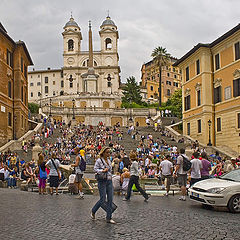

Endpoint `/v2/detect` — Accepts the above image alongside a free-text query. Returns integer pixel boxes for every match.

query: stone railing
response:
[42,105,157,117]
[165,121,237,159]
[0,122,42,152]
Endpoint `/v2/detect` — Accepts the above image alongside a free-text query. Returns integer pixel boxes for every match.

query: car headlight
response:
[207,187,226,194]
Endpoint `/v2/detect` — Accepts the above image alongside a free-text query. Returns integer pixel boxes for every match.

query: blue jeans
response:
[7,178,16,187]
[92,180,113,220]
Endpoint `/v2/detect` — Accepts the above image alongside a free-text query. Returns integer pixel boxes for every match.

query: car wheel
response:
[228,194,240,213]
[202,204,213,210]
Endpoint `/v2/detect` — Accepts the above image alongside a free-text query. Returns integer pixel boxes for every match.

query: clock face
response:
[67,57,75,65]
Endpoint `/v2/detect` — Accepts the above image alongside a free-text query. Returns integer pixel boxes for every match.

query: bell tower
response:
[62,14,82,67]
[99,14,119,54]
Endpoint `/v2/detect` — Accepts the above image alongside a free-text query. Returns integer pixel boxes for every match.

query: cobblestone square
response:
[0,188,239,240]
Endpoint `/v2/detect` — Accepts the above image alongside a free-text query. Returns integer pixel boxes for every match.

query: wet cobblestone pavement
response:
[0,188,239,240]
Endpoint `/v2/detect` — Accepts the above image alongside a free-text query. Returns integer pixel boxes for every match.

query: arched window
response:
[82,59,98,67]
[105,38,112,50]
[68,39,74,51]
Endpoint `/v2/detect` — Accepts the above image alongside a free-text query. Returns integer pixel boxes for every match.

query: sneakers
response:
[179,196,186,201]
[76,195,84,199]
[144,194,151,202]
[90,212,95,220]
[122,198,130,201]
[106,219,116,224]
[164,192,169,197]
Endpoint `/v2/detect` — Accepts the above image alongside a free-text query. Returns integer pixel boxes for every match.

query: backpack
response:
[182,155,192,171]
[79,156,86,171]
[39,167,47,179]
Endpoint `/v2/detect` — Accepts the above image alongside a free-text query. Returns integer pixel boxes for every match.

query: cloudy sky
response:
[1,0,239,82]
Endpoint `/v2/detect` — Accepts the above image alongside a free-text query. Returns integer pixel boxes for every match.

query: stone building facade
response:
[173,24,240,154]
[28,15,121,107]
[0,23,33,145]
[141,58,182,103]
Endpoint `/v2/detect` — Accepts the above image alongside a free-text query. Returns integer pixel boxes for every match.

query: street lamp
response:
[207,119,212,146]
[49,98,52,117]
[72,98,75,120]
[39,92,42,108]
[129,108,133,122]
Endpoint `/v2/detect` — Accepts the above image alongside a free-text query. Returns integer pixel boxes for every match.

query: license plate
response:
[191,192,199,198]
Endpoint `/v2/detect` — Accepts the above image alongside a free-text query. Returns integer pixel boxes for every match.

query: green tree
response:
[122,76,143,106]
[151,47,171,108]
[28,102,39,114]
[168,89,182,119]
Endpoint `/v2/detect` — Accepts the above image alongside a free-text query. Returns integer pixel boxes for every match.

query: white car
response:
[189,169,240,213]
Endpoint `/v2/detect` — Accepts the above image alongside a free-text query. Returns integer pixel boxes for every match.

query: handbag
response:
[39,167,47,180]
[95,158,108,181]
[101,201,118,213]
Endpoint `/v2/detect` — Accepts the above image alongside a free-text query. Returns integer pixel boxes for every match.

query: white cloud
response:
[1,0,239,82]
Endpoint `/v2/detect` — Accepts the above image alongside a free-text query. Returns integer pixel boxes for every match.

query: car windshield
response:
[220,169,240,182]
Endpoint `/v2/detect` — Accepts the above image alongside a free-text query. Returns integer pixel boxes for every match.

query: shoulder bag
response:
[95,158,108,181]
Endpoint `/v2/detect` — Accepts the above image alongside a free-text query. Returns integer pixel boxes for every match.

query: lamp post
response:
[207,119,212,146]
[49,98,52,117]
[72,98,75,120]
[39,92,42,108]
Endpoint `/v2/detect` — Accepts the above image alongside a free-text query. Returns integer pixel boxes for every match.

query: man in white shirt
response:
[190,151,203,186]
[0,165,10,181]
[174,148,189,201]
[160,155,173,196]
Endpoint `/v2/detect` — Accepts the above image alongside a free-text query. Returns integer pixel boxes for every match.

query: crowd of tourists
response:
[1,119,240,223]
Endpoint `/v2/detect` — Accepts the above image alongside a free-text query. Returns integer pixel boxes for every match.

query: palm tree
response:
[151,47,171,109]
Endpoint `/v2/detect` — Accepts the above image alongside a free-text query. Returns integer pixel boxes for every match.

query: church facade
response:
[28,15,121,108]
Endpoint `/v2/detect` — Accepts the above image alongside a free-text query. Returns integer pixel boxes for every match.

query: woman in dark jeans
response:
[91,147,115,224]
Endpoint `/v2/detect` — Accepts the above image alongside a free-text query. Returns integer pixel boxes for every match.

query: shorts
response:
[178,174,187,187]
[75,173,83,183]
[162,175,172,187]
[49,176,59,188]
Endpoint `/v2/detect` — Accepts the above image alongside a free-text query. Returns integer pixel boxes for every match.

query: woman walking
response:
[123,151,150,202]
[91,147,115,224]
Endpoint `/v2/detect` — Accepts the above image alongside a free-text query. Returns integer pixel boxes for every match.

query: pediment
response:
[233,69,240,79]
[213,78,222,88]
[185,88,191,95]
[195,82,201,91]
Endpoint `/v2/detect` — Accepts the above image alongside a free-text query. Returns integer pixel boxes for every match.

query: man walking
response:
[160,155,173,196]
[174,148,188,201]
[190,152,202,186]
[71,148,86,199]
[123,152,150,202]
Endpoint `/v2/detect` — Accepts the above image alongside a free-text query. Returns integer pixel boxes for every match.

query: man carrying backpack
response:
[174,148,190,201]
[71,148,86,199]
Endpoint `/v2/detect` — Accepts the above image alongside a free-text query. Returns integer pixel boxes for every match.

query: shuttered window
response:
[184,95,191,111]
[186,67,189,81]
[197,120,201,133]
[196,59,200,75]
[233,78,240,97]
[215,54,220,70]
[187,123,190,135]
[197,90,201,106]
[235,42,240,60]
[217,118,221,132]
[214,86,221,104]
[238,113,240,129]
